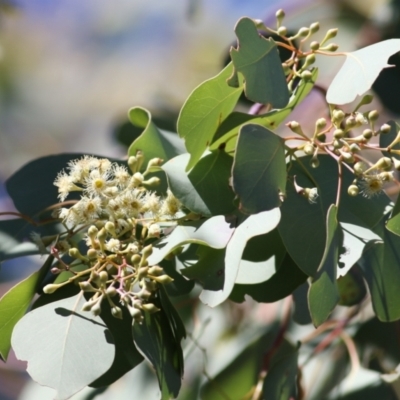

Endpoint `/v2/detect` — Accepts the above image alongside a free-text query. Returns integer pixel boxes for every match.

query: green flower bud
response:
[305,54,316,67]
[348,185,359,196]
[334,129,344,139]
[332,109,345,125]
[380,124,391,134]
[88,225,98,237]
[362,129,373,139]
[142,177,161,186]
[298,27,310,37]
[148,266,164,276]
[275,9,285,20]
[310,41,320,51]
[376,157,392,171]
[315,117,327,130]
[127,156,138,173]
[79,281,98,292]
[105,221,116,237]
[277,26,287,36]
[310,22,320,33]
[142,303,160,313]
[99,270,108,284]
[90,271,101,285]
[87,248,98,259]
[392,158,400,171]
[111,306,123,319]
[339,150,355,163]
[368,110,379,122]
[303,143,315,155]
[91,301,102,316]
[301,70,313,80]
[345,116,356,129]
[43,284,60,294]
[349,143,361,152]
[142,244,153,259]
[153,274,174,285]
[138,266,149,279]
[324,43,339,51]
[106,286,117,297]
[131,254,141,265]
[354,161,367,175]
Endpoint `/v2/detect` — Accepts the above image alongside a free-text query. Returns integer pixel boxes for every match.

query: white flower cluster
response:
[54,155,181,231]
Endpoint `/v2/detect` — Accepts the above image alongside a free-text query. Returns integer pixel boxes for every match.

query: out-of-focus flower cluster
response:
[41,153,181,324]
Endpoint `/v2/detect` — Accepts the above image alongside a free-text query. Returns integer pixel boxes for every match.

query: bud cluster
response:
[40,154,181,324]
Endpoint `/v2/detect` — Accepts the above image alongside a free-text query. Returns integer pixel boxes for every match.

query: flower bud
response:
[142,177,161,186]
[380,124,391,134]
[332,109,345,125]
[132,172,144,186]
[376,157,392,171]
[362,129,373,140]
[91,301,102,316]
[87,249,98,259]
[106,286,117,297]
[138,266,149,279]
[131,254,141,265]
[349,143,361,153]
[310,22,320,33]
[111,306,123,319]
[304,54,316,67]
[105,221,116,237]
[142,303,160,313]
[79,281,98,292]
[355,112,367,125]
[153,274,174,284]
[298,27,310,37]
[345,116,356,129]
[354,162,367,175]
[368,110,379,122]
[43,284,60,294]
[334,129,344,139]
[301,70,313,80]
[324,43,339,52]
[303,143,315,155]
[392,158,400,171]
[99,271,108,284]
[310,41,320,51]
[275,9,285,21]
[148,266,164,276]
[127,156,138,173]
[142,244,153,259]
[277,26,287,36]
[315,118,327,130]
[348,185,359,196]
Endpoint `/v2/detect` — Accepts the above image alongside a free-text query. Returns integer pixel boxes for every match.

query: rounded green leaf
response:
[127,107,185,165]
[232,124,286,214]
[11,292,115,400]
[177,63,243,171]
[229,17,289,107]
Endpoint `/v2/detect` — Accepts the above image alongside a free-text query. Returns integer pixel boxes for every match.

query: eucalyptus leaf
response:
[359,219,400,322]
[127,107,185,165]
[210,69,318,152]
[200,208,281,307]
[0,255,52,360]
[337,264,367,306]
[133,296,184,399]
[387,191,400,236]
[229,17,289,107]
[147,215,236,265]
[177,63,243,171]
[11,292,115,400]
[232,124,286,214]
[308,205,341,327]
[327,39,400,105]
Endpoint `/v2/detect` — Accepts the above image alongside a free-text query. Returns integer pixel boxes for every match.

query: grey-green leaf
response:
[200,208,281,307]
[229,17,289,107]
[177,63,243,171]
[11,293,115,400]
[127,107,185,165]
[308,205,341,327]
[327,39,400,105]
[359,220,400,322]
[147,215,236,266]
[232,124,286,214]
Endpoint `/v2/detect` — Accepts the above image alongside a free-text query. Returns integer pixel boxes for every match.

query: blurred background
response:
[0,0,399,399]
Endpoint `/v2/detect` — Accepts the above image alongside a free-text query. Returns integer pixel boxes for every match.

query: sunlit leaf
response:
[0,255,52,360]
[11,292,115,400]
[230,252,307,303]
[229,17,289,107]
[326,39,400,104]
[147,215,236,265]
[308,205,341,327]
[127,107,185,165]
[232,124,286,214]
[210,69,318,152]
[177,63,243,171]
[200,208,281,307]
